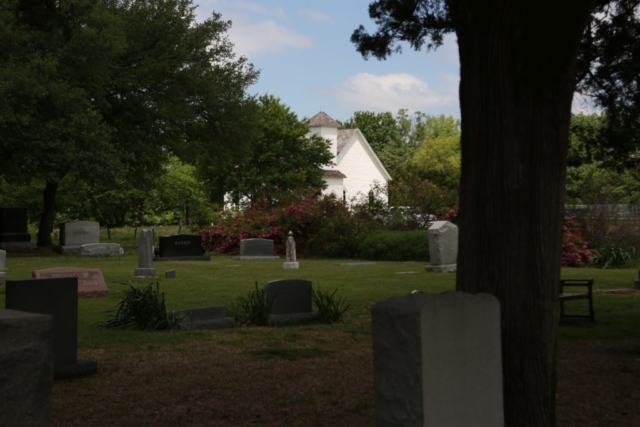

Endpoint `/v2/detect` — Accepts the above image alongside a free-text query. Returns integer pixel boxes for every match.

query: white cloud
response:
[228,18,313,57]
[195,0,313,58]
[297,9,334,25]
[328,73,458,115]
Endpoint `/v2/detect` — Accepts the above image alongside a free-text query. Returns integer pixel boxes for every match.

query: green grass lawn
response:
[1,249,639,349]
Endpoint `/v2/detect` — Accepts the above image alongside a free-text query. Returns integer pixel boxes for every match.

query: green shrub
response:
[312,285,350,323]
[592,244,636,269]
[359,229,429,261]
[98,282,180,331]
[228,282,275,326]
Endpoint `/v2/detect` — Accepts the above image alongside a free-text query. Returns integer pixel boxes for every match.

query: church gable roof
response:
[308,111,339,128]
[337,129,355,154]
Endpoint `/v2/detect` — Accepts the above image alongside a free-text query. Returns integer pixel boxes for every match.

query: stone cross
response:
[133,229,157,277]
[283,231,299,269]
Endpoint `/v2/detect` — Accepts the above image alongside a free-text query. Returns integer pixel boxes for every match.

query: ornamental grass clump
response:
[312,285,350,324]
[99,282,180,331]
[228,282,275,326]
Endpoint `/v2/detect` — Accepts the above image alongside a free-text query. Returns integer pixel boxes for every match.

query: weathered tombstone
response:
[263,279,320,326]
[155,234,210,261]
[0,310,53,427]
[78,243,123,257]
[372,291,503,426]
[0,249,6,285]
[134,229,157,277]
[0,207,35,251]
[59,220,99,254]
[283,231,299,269]
[170,306,235,330]
[425,221,458,272]
[32,267,109,297]
[165,270,176,279]
[5,278,98,380]
[633,270,640,290]
[233,238,279,260]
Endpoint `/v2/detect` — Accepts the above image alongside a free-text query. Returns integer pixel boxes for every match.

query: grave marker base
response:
[425,263,457,273]
[283,262,299,269]
[233,255,279,260]
[154,255,211,261]
[54,360,98,381]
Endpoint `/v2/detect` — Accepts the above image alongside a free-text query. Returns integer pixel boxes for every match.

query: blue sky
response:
[196,1,597,123]
[195,0,461,123]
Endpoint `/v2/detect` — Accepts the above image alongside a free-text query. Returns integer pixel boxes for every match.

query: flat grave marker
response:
[32,267,109,297]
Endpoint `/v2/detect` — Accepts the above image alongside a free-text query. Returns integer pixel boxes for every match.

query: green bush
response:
[359,229,429,261]
[592,244,636,269]
[228,282,275,326]
[312,285,350,323]
[98,282,180,331]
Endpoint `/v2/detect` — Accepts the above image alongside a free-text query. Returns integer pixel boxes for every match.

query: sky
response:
[195,0,461,123]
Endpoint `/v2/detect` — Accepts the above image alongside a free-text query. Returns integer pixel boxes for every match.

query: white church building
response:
[308,111,392,203]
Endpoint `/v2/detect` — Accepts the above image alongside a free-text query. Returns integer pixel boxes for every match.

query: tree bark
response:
[447,1,596,426]
[37,180,59,247]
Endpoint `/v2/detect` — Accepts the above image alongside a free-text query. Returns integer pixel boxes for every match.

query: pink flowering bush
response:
[201,190,376,258]
[437,207,458,224]
[561,216,594,267]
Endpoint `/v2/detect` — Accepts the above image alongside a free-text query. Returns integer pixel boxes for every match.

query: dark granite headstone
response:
[264,279,313,315]
[155,234,210,261]
[0,207,34,250]
[5,278,97,380]
[233,238,279,260]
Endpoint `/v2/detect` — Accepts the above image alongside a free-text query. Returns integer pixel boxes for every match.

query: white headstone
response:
[426,221,458,272]
[372,291,504,426]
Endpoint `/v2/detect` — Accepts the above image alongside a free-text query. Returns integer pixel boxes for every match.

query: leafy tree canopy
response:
[211,94,333,206]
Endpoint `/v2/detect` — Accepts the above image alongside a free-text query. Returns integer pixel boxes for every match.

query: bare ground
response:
[51,330,640,427]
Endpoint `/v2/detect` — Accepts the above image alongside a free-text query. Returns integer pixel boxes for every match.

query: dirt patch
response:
[52,336,640,426]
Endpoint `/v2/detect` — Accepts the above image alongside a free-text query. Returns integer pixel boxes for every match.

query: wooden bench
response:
[559,278,595,322]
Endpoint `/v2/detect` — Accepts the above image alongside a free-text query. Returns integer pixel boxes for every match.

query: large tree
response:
[0,0,258,246]
[353,1,597,426]
[209,95,333,207]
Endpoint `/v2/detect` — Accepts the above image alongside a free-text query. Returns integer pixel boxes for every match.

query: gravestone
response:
[155,234,210,261]
[170,306,235,330]
[0,249,6,285]
[425,221,458,273]
[59,220,99,254]
[283,231,299,269]
[32,267,109,297]
[264,279,319,326]
[79,243,123,257]
[233,238,279,260]
[0,310,53,427]
[0,207,35,251]
[165,270,176,279]
[372,291,503,426]
[5,278,98,380]
[134,229,157,277]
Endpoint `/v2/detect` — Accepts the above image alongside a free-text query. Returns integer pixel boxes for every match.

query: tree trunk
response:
[447,1,596,426]
[37,180,59,247]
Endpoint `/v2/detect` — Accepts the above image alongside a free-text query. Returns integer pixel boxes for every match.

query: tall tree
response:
[211,95,333,206]
[0,0,258,245]
[353,1,596,426]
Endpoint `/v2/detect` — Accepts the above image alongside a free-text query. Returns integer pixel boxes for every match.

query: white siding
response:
[338,135,389,203]
[307,126,338,167]
[323,177,345,200]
